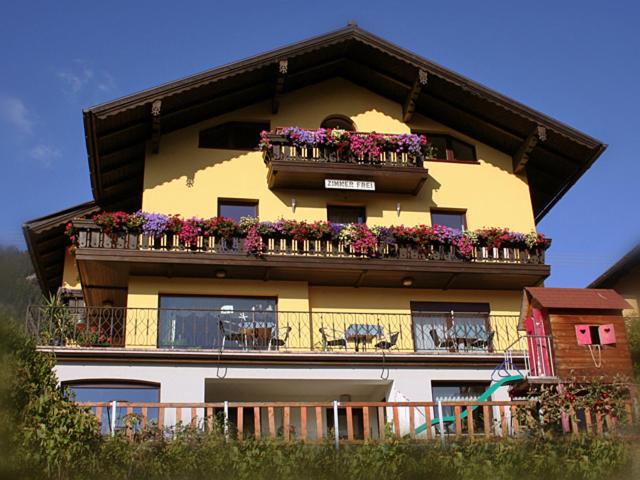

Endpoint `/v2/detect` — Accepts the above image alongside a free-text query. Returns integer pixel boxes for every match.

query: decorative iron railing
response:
[71,219,546,265]
[263,132,425,168]
[27,306,522,354]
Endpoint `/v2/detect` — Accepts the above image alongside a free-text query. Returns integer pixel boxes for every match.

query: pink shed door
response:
[525,308,552,377]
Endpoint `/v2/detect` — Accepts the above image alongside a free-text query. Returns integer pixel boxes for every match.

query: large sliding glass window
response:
[66,382,159,434]
[411,302,491,352]
[158,296,277,350]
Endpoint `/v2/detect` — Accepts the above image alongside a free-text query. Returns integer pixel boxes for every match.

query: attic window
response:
[414,132,477,162]
[199,121,270,150]
[320,115,355,131]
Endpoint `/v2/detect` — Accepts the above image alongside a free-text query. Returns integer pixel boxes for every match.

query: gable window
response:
[218,199,258,221]
[410,302,492,352]
[320,115,355,131]
[416,132,477,162]
[199,121,270,150]
[327,205,366,224]
[431,210,466,231]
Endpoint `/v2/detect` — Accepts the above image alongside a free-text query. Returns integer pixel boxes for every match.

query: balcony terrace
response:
[70,219,550,304]
[262,130,429,194]
[28,306,524,358]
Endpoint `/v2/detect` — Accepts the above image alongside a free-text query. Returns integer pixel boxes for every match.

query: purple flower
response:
[138,211,169,237]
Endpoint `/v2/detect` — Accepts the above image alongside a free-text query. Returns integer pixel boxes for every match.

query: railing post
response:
[333,400,340,450]
[110,400,117,437]
[437,400,445,446]
[224,400,229,440]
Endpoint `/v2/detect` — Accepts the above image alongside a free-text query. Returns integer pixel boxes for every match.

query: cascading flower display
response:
[260,127,432,159]
[68,211,551,260]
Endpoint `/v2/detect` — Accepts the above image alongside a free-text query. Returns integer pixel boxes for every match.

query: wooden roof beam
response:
[150,99,162,154]
[513,125,546,174]
[272,59,288,114]
[402,69,428,122]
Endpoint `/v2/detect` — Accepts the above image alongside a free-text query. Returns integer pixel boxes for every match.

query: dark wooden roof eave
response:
[588,243,640,289]
[23,201,99,295]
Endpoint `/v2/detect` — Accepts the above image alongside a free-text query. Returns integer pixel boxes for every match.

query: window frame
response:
[320,115,356,131]
[430,209,467,231]
[326,205,367,224]
[217,198,259,220]
[413,131,478,163]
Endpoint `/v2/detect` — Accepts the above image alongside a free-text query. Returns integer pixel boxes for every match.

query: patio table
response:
[346,324,384,352]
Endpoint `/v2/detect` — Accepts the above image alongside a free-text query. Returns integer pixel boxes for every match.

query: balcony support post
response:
[333,400,340,450]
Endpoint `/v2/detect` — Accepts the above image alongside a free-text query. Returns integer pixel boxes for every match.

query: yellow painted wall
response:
[141,78,536,232]
[125,277,521,352]
[62,248,81,290]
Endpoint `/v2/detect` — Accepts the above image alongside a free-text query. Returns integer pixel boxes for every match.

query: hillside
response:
[0,245,41,319]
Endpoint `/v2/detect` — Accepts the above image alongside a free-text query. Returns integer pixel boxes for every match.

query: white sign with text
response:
[324,179,375,191]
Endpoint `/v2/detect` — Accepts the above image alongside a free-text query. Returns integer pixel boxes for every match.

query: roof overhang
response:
[588,244,640,289]
[83,24,606,222]
[23,201,99,294]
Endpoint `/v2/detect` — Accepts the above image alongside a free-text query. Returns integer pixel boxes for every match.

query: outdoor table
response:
[346,324,384,352]
[239,321,275,349]
[446,325,485,350]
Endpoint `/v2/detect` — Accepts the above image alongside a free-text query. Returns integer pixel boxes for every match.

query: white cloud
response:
[0,95,34,134]
[29,144,61,167]
[57,60,115,96]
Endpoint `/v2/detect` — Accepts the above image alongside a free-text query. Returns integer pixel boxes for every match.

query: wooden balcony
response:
[263,133,429,194]
[70,220,549,303]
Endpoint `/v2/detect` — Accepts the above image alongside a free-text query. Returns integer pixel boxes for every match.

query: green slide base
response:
[413,374,524,435]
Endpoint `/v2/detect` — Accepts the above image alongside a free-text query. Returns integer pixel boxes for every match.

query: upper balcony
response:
[69,217,550,296]
[261,129,429,195]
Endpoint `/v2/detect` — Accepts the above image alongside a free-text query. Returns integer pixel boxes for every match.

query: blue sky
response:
[1,1,638,287]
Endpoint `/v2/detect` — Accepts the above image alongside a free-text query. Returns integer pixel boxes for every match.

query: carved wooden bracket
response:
[403,69,428,123]
[272,59,288,114]
[151,99,162,154]
[513,125,547,173]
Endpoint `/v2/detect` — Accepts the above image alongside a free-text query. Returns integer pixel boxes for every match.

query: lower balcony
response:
[28,306,521,356]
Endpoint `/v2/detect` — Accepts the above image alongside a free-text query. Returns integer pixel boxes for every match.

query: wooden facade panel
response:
[549,314,634,379]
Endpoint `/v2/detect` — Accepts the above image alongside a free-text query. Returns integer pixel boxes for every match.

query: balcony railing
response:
[72,219,546,265]
[79,399,630,440]
[263,132,425,168]
[27,306,522,354]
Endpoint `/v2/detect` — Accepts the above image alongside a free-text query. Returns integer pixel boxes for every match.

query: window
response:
[199,121,270,150]
[158,296,277,349]
[416,133,477,162]
[218,199,258,221]
[410,302,491,352]
[431,381,490,434]
[327,205,366,224]
[320,115,355,131]
[65,381,160,434]
[431,210,466,231]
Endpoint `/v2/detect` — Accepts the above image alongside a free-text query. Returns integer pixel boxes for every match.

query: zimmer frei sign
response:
[324,179,375,191]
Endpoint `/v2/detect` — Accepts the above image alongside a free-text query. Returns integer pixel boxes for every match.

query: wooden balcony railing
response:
[78,399,634,441]
[72,219,546,265]
[27,306,522,354]
[263,132,425,168]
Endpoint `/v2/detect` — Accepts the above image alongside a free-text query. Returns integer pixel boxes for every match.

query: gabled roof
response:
[525,287,629,310]
[83,23,605,222]
[588,244,640,289]
[23,201,99,294]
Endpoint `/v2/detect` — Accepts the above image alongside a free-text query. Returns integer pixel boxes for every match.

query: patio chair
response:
[429,329,456,350]
[374,332,400,351]
[269,326,292,351]
[218,319,246,350]
[470,331,495,351]
[318,327,348,351]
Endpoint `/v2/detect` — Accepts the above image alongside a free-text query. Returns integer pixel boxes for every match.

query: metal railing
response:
[27,306,522,354]
[72,219,547,265]
[504,334,556,378]
[78,399,633,442]
[263,132,425,168]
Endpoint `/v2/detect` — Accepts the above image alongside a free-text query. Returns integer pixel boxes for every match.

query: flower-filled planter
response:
[67,211,551,263]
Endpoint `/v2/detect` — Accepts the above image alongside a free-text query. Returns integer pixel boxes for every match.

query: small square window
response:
[218,200,258,221]
[431,211,466,231]
[327,205,366,224]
